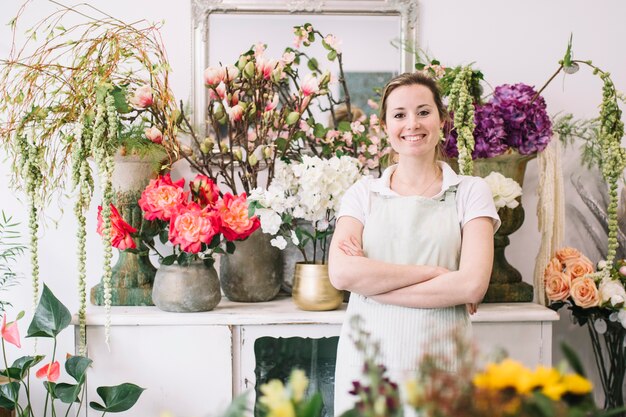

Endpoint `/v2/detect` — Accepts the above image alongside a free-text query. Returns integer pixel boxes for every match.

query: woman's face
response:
[384,84,443,161]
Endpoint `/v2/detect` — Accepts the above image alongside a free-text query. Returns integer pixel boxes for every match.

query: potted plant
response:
[100,173,261,311]
[0,3,182,351]
[249,155,363,310]
[0,285,144,415]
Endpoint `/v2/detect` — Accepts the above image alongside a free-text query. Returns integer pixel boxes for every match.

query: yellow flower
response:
[473,359,530,391]
[517,366,561,394]
[267,401,295,417]
[542,383,567,401]
[404,379,424,408]
[260,380,289,410]
[289,369,308,403]
[562,373,593,395]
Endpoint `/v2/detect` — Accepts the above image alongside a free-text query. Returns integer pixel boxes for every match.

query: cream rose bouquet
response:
[249,155,362,264]
[483,172,523,210]
[544,247,626,411]
[97,173,260,266]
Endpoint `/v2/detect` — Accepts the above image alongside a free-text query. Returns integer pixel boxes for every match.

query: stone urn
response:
[91,151,165,306]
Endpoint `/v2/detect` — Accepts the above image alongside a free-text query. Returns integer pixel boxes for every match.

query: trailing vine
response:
[535,38,626,279]
[448,66,476,175]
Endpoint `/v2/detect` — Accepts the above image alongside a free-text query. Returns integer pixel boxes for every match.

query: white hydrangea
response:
[256,208,282,235]
[483,171,523,210]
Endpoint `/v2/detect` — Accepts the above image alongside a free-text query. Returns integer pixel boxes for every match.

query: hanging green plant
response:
[448,66,476,175]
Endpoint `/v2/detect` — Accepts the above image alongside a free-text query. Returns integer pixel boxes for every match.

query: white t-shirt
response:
[337,162,501,232]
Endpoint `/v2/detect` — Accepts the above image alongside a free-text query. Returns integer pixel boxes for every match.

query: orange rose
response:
[555,247,582,263]
[570,277,600,308]
[564,255,594,280]
[545,271,571,302]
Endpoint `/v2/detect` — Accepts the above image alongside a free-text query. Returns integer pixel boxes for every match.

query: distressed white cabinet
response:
[75,299,558,416]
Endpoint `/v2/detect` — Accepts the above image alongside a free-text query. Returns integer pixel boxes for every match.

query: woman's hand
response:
[339,236,364,257]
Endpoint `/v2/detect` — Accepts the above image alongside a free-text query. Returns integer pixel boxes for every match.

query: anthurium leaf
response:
[20,404,31,417]
[296,393,323,417]
[561,342,586,377]
[0,381,20,403]
[11,355,45,378]
[54,382,81,403]
[90,383,145,412]
[0,368,21,380]
[26,284,71,338]
[44,382,58,399]
[65,356,92,383]
[0,389,16,409]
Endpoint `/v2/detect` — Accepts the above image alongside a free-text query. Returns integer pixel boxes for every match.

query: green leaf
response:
[327,50,337,61]
[0,367,21,380]
[177,252,191,266]
[530,392,555,417]
[66,356,92,383]
[11,355,44,379]
[44,381,58,399]
[313,123,327,139]
[338,409,360,417]
[275,138,288,152]
[159,229,169,244]
[0,381,20,404]
[307,58,319,72]
[296,393,323,417]
[203,258,216,268]
[89,383,145,413]
[226,241,236,254]
[55,382,81,403]
[337,121,351,132]
[161,255,176,266]
[208,234,221,249]
[110,86,131,114]
[26,284,71,338]
[561,342,586,377]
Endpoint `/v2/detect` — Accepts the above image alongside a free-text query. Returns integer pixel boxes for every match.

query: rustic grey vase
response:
[152,261,220,312]
[219,231,283,302]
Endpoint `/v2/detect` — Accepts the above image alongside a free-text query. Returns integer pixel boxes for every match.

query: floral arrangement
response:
[0,285,144,415]
[443,83,553,160]
[97,174,260,267]
[407,359,597,417]
[250,155,363,263]
[184,41,330,194]
[483,172,523,210]
[544,247,626,410]
[291,24,391,173]
[0,3,182,353]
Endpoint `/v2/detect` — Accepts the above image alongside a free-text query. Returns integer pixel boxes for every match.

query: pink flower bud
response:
[227,104,244,122]
[204,66,226,86]
[620,266,626,276]
[129,85,153,109]
[300,75,320,97]
[144,126,163,144]
[265,95,279,112]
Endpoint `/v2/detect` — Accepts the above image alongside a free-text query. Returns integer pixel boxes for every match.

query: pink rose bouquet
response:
[108,173,260,266]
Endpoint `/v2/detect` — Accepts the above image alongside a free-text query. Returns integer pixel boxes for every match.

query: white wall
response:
[1,0,625,411]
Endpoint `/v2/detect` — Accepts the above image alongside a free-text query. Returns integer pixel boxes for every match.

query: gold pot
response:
[292,262,343,311]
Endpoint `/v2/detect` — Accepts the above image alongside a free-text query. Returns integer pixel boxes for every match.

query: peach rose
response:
[570,277,600,308]
[138,174,187,221]
[564,255,594,280]
[555,247,582,263]
[189,174,219,208]
[544,257,564,276]
[168,203,221,254]
[545,271,571,302]
[216,193,260,241]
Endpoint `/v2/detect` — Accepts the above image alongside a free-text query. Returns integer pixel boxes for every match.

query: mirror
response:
[191,0,418,129]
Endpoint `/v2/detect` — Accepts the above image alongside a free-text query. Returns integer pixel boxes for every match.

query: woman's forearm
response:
[328,253,445,296]
[369,269,489,308]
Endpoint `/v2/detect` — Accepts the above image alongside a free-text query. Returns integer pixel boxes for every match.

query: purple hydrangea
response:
[491,83,552,155]
[442,103,507,159]
[443,83,552,158]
